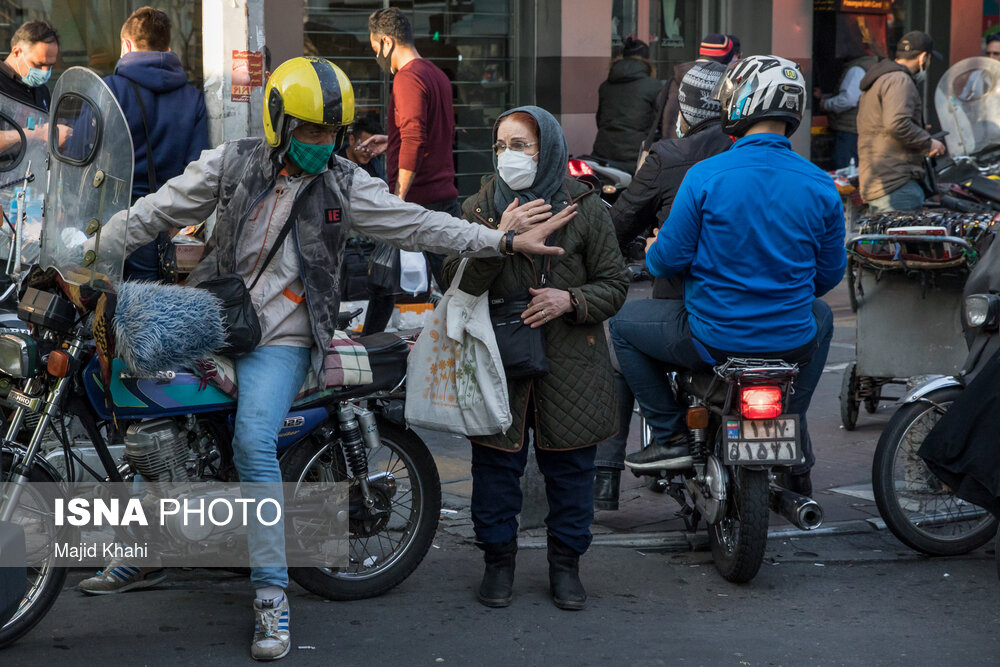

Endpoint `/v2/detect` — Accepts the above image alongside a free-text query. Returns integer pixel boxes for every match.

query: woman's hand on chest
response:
[521,287,573,328]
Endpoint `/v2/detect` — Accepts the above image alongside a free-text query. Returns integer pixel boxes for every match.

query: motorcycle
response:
[867,58,1000,556]
[630,358,823,583]
[568,155,632,205]
[0,68,441,647]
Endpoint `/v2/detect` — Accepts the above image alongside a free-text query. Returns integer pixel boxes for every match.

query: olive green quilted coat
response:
[442,177,629,451]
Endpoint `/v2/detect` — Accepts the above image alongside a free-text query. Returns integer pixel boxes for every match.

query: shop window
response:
[305,0,518,197]
[0,2,203,87]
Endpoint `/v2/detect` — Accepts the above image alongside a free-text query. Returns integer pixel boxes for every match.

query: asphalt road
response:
[2,529,996,666]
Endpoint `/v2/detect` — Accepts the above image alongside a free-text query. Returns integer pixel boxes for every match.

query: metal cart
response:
[840,232,973,430]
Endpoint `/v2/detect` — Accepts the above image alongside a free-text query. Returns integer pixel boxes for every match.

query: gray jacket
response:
[99,137,505,375]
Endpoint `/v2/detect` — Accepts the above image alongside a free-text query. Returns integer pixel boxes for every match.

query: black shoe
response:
[547,535,586,611]
[594,468,621,511]
[624,436,693,470]
[476,539,516,608]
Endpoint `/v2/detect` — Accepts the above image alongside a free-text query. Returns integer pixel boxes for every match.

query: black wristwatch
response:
[501,230,517,256]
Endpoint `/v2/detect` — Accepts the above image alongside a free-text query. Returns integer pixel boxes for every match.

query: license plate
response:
[723,415,802,465]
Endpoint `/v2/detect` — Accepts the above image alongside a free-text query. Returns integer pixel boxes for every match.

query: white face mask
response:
[497,148,538,190]
[675,115,686,139]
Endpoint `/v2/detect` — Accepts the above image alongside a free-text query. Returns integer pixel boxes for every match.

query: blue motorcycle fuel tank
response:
[82,356,326,450]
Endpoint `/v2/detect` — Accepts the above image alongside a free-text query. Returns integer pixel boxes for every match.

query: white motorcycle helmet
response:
[712,55,805,137]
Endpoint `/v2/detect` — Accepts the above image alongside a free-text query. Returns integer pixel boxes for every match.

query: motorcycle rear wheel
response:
[283,417,441,600]
[0,451,69,648]
[872,388,998,556]
[708,466,769,583]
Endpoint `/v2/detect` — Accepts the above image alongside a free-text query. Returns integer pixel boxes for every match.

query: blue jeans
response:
[832,131,858,170]
[233,345,312,589]
[610,299,833,474]
[471,440,597,555]
[867,180,925,213]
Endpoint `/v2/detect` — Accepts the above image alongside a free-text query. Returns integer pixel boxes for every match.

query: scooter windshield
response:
[0,92,47,273]
[41,67,133,290]
[935,57,1000,157]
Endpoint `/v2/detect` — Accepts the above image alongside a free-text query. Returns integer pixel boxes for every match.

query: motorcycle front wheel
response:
[872,387,997,556]
[282,417,441,600]
[709,466,769,583]
[0,451,69,648]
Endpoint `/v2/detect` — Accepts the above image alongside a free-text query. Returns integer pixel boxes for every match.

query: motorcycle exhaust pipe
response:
[769,485,824,531]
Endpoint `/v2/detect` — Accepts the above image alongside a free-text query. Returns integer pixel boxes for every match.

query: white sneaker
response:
[252,594,290,661]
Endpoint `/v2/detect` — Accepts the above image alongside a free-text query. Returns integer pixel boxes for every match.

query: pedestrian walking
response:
[857,31,945,213]
[443,106,628,611]
[366,7,458,289]
[591,36,662,173]
[101,6,208,281]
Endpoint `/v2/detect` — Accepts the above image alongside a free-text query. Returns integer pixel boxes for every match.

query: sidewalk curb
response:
[515,518,881,551]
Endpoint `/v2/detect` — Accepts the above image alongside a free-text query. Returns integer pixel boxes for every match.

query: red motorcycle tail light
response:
[567,159,594,178]
[740,386,783,419]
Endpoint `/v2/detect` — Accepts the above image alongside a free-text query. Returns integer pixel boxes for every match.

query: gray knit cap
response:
[677,60,727,128]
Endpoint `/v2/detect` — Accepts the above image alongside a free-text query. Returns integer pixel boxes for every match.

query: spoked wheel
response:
[840,362,860,430]
[709,467,770,583]
[0,451,68,648]
[283,417,441,600]
[873,387,998,556]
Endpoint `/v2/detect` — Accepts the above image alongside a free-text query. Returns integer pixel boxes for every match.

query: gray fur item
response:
[114,282,226,376]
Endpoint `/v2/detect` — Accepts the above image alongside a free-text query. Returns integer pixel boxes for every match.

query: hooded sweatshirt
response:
[856,58,932,202]
[592,58,662,164]
[105,51,208,197]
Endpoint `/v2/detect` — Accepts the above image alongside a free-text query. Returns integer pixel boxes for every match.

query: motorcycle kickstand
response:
[665,482,700,532]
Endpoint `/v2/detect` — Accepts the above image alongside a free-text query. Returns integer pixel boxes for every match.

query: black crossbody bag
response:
[489,255,551,379]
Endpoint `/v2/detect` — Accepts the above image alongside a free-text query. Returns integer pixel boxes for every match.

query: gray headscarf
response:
[492,105,570,215]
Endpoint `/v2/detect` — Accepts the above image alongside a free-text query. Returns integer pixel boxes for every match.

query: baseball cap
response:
[896,31,943,60]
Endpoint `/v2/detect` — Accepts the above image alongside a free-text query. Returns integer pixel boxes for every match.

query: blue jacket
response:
[105,51,208,197]
[646,133,846,353]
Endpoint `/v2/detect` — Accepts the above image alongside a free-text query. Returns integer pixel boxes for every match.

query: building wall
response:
[560,0,611,156]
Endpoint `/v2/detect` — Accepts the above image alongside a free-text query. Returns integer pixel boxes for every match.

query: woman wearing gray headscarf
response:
[443,106,628,611]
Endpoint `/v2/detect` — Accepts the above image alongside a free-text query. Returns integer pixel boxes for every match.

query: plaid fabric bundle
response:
[323,332,373,388]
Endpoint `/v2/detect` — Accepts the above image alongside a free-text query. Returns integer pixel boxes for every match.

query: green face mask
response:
[287,136,336,174]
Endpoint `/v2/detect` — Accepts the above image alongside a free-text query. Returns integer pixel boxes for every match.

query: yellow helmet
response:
[263,57,355,148]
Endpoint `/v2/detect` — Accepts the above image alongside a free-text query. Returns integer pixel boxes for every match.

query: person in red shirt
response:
[367,7,458,288]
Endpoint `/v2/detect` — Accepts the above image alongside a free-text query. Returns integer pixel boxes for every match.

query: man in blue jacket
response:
[104,6,208,281]
[610,56,846,496]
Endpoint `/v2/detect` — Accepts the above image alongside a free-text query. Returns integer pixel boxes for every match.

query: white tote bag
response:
[405,259,512,436]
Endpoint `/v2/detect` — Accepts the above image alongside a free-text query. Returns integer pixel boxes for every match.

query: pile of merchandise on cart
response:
[851,209,1000,268]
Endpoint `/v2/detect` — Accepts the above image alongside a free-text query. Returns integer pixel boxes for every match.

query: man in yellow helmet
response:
[78,56,575,661]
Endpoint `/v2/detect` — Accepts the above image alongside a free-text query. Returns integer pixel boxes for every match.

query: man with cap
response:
[594,60,734,510]
[592,36,662,173]
[648,33,739,146]
[857,31,946,212]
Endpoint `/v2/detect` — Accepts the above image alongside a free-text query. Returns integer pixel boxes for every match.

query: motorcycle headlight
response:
[0,332,38,378]
[964,293,1000,330]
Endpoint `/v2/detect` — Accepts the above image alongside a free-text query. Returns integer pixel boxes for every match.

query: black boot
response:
[594,467,621,511]
[476,539,516,608]
[547,535,586,610]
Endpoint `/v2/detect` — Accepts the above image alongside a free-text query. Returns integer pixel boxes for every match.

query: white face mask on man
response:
[497,149,538,190]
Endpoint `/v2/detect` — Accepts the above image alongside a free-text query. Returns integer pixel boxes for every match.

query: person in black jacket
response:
[591,37,662,172]
[595,60,733,510]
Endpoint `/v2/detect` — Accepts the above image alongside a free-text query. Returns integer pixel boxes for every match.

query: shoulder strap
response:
[247,176,322,290]
[127,80,157,193]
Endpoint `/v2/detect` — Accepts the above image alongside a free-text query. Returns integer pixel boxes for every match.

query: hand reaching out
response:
[510,204,578,256]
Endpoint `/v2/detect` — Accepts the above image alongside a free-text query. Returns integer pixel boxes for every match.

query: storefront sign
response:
[231,50,264,103]
[838,0,892,13]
